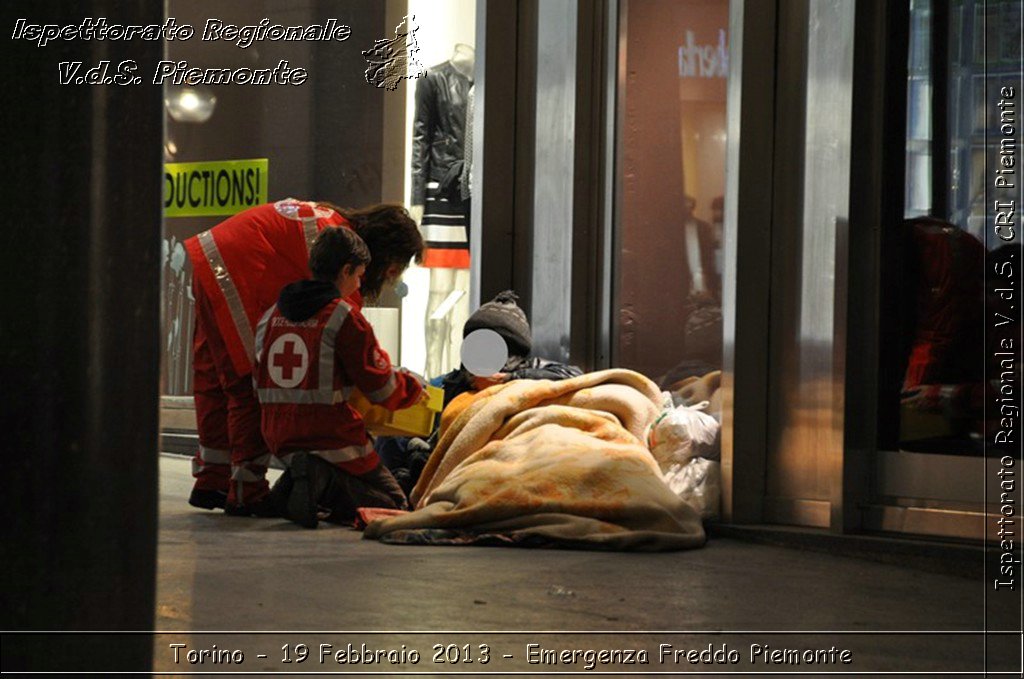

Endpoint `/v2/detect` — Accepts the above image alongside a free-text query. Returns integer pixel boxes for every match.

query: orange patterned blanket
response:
[363,369,705,551]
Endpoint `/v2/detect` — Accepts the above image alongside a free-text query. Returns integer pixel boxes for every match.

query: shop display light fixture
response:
[165,86,217,123]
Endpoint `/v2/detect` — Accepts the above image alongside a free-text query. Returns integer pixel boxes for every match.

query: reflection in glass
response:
[615,0,730,419]
[894,0,1020,454]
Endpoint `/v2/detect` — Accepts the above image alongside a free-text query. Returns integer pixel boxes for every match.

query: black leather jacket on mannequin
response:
[411,61,471,206]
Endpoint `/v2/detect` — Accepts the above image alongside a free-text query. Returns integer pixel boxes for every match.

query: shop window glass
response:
[613,0,730,414]
[400,0,477,382]
[891,0,1019,456]
[160,1,478,437]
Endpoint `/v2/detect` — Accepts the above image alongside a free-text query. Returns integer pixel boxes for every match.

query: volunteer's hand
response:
[399,367,429,389]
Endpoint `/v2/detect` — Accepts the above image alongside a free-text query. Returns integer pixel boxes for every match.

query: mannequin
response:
[681,195,722,368]
[682,195,718,301]
[450,42,474,78]
[410,43,475,377]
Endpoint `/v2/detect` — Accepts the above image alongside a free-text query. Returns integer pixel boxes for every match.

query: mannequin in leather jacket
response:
[411,44,474,377]
[411,50,472,214]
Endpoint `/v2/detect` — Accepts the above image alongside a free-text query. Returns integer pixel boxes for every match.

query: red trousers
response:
[190,277,270,506]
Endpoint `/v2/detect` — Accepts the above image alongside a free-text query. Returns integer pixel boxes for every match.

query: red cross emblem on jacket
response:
[254,297,423,474]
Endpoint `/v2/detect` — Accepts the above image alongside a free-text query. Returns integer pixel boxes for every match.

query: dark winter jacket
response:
[411,61,471,205]
[440,355,583,409]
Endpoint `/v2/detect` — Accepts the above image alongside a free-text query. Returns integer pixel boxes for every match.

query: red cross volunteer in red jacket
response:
[254,230,423,526]
[184,198,424,513]
[253,276,421,524]
[256,298,423,472]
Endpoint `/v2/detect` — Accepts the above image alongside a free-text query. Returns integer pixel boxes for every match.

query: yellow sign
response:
[163,159,268,217]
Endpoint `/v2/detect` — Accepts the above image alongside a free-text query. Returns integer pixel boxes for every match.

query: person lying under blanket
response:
[363,368,707,551]
[378,290,581,494]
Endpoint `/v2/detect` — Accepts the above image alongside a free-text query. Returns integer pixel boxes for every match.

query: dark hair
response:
[318,202,425,299]
[308,226,370,283]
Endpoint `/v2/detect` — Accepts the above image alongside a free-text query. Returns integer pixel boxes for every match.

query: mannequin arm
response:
[409,204,424,225]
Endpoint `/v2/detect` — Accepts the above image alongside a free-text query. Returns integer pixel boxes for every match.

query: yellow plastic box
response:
[349,384,444,438]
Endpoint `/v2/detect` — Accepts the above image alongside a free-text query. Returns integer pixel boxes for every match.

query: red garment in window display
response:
[183,199,352,508]
[902,217,985,391]
[254,289,423,476]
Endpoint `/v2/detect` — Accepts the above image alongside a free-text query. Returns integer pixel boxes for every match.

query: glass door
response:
[612,0,731,411]
[867,0,1021,540]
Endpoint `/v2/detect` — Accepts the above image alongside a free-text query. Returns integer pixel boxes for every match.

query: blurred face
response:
[337,263,366,298]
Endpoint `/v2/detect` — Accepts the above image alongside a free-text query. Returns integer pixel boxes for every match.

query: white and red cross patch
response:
[267,333,309,387]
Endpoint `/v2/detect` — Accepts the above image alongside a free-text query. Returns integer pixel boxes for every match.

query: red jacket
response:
[254,287,422,474]
[184,199,358,376]
[902,218,985,390]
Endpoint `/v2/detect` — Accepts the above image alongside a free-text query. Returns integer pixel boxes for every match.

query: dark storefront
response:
[5,0,1021,672]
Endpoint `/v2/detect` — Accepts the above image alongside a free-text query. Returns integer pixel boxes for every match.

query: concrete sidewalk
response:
[155,454,1020,675]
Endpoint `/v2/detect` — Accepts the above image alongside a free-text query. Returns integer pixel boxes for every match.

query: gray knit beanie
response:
[463,290,532,357]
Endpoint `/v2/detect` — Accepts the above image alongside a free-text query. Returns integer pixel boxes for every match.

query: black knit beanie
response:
[463,290,532,357]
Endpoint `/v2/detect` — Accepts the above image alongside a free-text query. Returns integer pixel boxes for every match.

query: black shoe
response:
[223,495,282,518]
[266,470,294,516]
[287,452,336,529]
[189,488,227,510]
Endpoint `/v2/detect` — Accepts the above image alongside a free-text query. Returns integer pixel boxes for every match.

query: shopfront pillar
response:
[3,1,163,670]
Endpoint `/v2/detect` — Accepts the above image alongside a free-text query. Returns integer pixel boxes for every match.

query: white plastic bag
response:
[664,457,721,519]
[647,403,721,472]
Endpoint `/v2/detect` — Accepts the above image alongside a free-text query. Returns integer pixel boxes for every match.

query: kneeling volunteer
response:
[254,227,424,528]
[186,199,423,514]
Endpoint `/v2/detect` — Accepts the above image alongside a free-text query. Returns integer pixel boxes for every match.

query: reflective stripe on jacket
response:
[184,199,348,376]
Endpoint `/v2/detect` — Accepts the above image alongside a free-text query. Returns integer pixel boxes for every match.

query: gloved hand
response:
[398,367,429,389]
[407,437,431,454]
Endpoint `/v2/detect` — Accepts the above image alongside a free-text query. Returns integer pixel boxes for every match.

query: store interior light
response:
[165,86,217,123]
[179,91,200,111]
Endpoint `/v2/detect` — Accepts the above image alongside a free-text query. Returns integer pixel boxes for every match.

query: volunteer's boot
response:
[286,452,336,529]
[265,469,294,517]
[189,487,227,510]
[223,474,276,517]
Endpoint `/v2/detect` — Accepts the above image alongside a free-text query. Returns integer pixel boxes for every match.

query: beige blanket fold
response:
[364,369,706,551]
